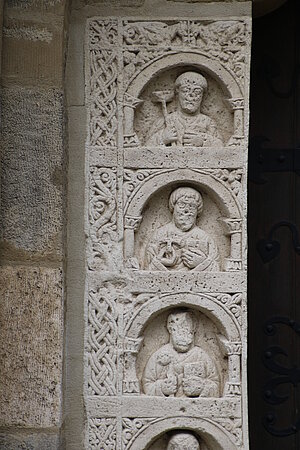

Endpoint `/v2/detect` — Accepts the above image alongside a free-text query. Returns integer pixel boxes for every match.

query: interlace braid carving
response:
[88,289,118,396]
[89,49,118,147]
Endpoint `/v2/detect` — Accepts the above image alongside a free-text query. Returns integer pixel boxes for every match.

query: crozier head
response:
[175,72,207,114]
[167,431,200,450]
[167,309,197,353]
[169,187,203,232]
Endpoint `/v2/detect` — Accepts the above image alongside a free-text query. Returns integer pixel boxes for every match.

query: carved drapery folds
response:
[86,13,250,450]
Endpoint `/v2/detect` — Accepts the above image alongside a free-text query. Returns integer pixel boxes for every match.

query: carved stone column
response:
[224,342,242,396]
[123,93,143,147]
[222,218,243,271]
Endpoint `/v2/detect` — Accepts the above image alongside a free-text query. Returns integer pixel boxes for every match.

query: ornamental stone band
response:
[85,5,250,449]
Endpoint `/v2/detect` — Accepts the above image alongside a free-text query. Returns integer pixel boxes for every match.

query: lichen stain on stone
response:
[3,25,53,43]
[51,166,64,188]
[8,0,63,9]
[0,234,63,263]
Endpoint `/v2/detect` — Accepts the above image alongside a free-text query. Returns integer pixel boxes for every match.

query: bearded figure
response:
[146,187,220,272]
[142,309,220,398]
[146,71,223,147]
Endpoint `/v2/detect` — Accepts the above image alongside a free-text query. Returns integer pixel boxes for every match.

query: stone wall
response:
[1,1,253,449]
[0,0,68,448]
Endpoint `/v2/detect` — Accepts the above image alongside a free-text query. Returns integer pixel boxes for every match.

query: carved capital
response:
[225,382,241,396]
[123,379,140,394]
[224,258,242,271]
[226,98,244,110]
[124,133,140,148]
[226,342,242,355]
[219,337,242,355]
[124,93,144,109]
[124,337,144,353]
[228,135,245,146]
[124,215,143,230]
[222,218,242,234]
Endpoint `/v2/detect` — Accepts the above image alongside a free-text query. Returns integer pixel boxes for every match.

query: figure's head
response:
[167,432,200,450]
[169,187,203,231]
[167,309,197,353]
[175,72,207,114]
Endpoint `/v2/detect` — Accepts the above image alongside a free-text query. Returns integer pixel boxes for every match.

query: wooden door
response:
[249,0,300,448]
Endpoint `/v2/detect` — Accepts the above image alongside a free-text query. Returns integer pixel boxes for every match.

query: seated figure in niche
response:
[146,187,220,271]
[167,432,201,450]
[142,309,220,397]
[146,71,223,147]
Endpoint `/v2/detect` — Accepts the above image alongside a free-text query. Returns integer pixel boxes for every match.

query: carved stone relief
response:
[142,187,222,272]
[139,309,224,398]
[85,10,250,450]
[135,70,232,147]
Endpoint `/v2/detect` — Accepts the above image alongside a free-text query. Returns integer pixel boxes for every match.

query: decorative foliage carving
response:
[122,418,157,449]
[214,293,242,326]
[123,169,160,209]
[89,418,117,449]
[87,287,119,396]
[123,20,190,46]
[214,418,242,447]
[190,20,250,85]
[206,169,243,199]
[89,19,118,48]
[123,48,165,89]
[121,19,249,88]
[89,167,118,271]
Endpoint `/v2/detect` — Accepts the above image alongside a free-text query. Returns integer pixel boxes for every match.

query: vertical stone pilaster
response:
[84,5,251,449]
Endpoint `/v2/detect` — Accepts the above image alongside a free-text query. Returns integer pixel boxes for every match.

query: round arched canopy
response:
[125,292,241,342]
[125,169,241,219]
[127,416,237,450]
[127,51,242,100]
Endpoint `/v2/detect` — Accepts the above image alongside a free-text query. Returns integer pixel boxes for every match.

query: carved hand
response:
[162,125,178,145]
[182,375,206,397]
[182,131,204,147]
[161,374,178,396]
[182,248,206,269]
[158,245,178,267]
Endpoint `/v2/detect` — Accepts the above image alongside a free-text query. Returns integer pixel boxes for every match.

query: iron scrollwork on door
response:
[257,221,300,263]
[263,316,300,436]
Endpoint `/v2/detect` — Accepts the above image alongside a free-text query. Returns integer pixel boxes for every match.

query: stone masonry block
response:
[0,266,63,427]
[2,17,65,86]
[1,87,65,262]
[0,431,60,450]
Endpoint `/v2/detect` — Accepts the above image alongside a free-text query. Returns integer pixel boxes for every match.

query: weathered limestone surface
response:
[77,2,251,448]
[0,0,67,447]
[0,431,60,450]
[1,87,64,262]
[0,266,63,427]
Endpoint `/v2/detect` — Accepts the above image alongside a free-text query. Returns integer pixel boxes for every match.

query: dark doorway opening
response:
[249,0,300,447]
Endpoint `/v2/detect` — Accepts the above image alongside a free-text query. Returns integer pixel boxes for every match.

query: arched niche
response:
[135,305,228,397]
[127,52,242,100]
[126,417,237,450]
[124,169,243,271]
[126,293,240,341]
[134,66,234,146]
[122,293,242,398]
[123,51,244,146]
